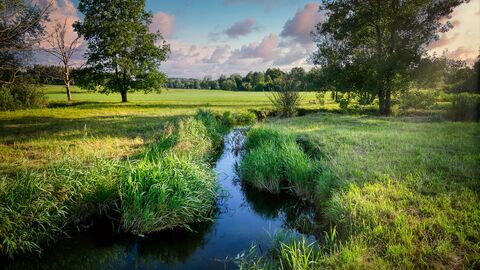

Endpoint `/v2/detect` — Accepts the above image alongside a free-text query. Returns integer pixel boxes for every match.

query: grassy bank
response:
[0,107,255,257]
[239,113,480,269]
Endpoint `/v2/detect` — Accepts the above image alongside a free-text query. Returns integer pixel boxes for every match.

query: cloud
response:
[273,46,307,65]
[224,17,258,38]
[150,12,176,38]
[428,0,480,63]
[280,3,324,45]
[230,34,280,61]
[428,33,459,50]
[203,45,231,63]
[31,0,84,66]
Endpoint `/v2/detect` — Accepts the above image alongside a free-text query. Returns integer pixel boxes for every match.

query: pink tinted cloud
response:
[150,12,176,38]
[428,33,459,50]
[32,0,79,43]
[280,3,324,45]
[231,34,280,61]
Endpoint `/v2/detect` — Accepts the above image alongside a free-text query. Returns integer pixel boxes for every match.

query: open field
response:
[0,86,322,173]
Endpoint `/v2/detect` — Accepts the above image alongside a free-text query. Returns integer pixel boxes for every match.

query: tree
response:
[312,0,467,115]
[0,0,50,84]
[0,0,50,111]
[289,67,307,91]
[43,19,81,102]
[73,0,170,102]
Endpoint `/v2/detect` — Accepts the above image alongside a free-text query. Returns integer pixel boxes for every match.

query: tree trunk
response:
[378,89,386,115]
[385,89,392,116]
[121,90,128,103]
[66,84,72,102]
[64,67,72,102]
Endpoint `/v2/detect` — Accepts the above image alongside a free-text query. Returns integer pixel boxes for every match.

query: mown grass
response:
[239,113,480,269]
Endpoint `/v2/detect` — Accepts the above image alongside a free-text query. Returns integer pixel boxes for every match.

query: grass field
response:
[239,113,480,269]
[1,86,478,269]
[0,86,322,173]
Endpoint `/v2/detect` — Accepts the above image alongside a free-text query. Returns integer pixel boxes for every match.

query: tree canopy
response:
[312,0,468,115]
[73,0,170,102]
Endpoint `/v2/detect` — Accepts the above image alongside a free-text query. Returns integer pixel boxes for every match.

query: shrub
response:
[316,92,326,106]
[0,83,46,111]
[447,93,480,121]
[222,111,257,126]
[399,89,438,111]
[270,84,302,117]
[119,155,217,234]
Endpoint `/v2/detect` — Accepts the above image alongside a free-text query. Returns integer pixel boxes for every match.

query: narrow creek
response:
[4,129,317,270]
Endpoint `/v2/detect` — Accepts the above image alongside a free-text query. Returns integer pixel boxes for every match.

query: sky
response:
[35,0,480,79]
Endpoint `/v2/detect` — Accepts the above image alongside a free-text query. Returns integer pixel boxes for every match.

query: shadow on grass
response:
[0,114,179,144]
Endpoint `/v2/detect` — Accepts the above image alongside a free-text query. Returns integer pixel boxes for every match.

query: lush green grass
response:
[0,106,246,257]
[0,86,324,174]
[239,128,313,195]
[240,113,480,269]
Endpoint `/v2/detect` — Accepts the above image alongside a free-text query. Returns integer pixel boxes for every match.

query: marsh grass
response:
[119,155,217,234]
[0,156,119,257]
[239,128,314,197]
[119,110,229,234]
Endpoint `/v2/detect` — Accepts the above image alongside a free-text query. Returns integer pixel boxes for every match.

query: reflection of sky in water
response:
[2,129,317,270]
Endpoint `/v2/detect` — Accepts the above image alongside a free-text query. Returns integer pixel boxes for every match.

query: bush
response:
[0,83,46,111]
[316,92,326,106]
[222,111,257,126]
[447,93,480,121]
[269,84,302,117]
[399,89,438,111]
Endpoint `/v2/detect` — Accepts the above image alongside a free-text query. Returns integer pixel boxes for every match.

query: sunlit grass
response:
[240,112,480,268]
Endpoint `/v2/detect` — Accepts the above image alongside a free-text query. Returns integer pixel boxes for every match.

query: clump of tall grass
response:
[119,110,232,234]
[239,128,314,196]
[0,157,119,257]
[119,155,217,234]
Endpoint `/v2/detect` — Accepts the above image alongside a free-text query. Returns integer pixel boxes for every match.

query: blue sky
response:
[45,0,480,79]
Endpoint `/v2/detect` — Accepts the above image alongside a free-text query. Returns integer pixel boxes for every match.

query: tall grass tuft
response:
[119,110,232,234]
[239,127,314,196]
[119,155,217,234]
[0,157,119,257]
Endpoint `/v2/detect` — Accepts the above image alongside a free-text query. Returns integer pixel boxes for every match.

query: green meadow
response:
[1,87,479,269]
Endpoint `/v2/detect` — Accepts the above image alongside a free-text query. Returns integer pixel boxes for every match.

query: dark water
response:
[3,129,317,270]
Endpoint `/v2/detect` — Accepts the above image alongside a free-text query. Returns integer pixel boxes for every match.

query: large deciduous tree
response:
[73,0,170,102]
[312,0,467,115]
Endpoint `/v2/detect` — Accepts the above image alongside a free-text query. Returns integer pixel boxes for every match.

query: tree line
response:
[2,0,477,116]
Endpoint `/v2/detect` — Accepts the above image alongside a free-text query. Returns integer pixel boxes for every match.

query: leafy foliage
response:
[312,0,467,115]
[73,0,170,102]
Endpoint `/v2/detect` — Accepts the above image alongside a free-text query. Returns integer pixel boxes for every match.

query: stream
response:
[3,129,317,270]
